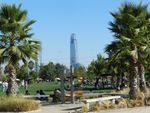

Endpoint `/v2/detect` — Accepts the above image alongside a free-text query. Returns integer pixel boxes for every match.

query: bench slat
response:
[82,96,121,103]
[23,95,49,98]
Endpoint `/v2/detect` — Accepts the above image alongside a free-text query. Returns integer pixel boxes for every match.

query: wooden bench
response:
[64,92,83,102]
[82,96,121,103]
[81,96,121,112]
[23,95,49,101]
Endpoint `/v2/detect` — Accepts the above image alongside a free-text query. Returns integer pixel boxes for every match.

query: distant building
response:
[70,33,82,68]
[35,42,42,73]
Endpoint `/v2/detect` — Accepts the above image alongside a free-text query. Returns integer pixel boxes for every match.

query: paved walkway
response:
[33,103,150,113]
[97,106,150,113]
[34,103,81,113]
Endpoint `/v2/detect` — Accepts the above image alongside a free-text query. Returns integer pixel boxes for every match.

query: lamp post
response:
[25,72,28,90]
[60,67,65,104]
[70,65,75,104]
[24,61,34,90]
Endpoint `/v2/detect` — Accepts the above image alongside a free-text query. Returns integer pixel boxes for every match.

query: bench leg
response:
[95,101,101,111]
[82,103,89,112]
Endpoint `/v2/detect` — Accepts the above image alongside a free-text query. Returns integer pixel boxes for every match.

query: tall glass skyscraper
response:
[70,33,80,68]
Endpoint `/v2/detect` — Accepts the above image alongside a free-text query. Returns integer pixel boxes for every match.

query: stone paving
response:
[34,103,82,113]
[33,103,150,113]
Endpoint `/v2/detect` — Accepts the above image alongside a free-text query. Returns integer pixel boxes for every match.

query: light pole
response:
[24,61,34,90]
[70,65,75,104]
[24,68,28,90]
[60,67,65,104]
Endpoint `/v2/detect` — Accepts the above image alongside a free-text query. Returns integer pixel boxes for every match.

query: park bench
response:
[23,95,49,101]
[82,96,121,103]
[64,91,83,101]
[65,96,121,113]
[81,96,121,112]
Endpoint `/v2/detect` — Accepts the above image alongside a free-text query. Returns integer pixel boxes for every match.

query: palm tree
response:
[137,43,150,93]
[106,48,130,90]
[0,4,40,96]
[87,54,108,88]
[107,2,150,99]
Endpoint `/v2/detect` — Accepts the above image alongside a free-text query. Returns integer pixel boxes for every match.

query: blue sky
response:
[1,0,150,67]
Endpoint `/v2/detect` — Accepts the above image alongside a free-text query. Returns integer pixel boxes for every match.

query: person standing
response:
[2,81,6,92]
[2,81,8,92]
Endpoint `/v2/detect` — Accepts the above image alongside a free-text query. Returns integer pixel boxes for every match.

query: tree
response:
[16,64,38,84]
[16,65,28,81]
[55,63,65,78]
[107,2,150,99]
[39,62,66,81]
[28,70,38,84]
[106,44,130,90]
[87,54,108,88]
[0,4,40,96]
[74,66,86,87]
[39,62,55,81]
[74,66,86,78]
[87,60,97,80]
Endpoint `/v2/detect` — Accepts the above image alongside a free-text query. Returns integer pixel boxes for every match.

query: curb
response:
[0,109,41,113]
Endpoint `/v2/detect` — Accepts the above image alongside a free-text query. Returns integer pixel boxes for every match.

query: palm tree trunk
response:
[116,74,121,90]
[120,73,125,90]
[7,65,17,96]
[138,63,147,94]
[129,50,139,100]
[0,64,2,80]
[95,77,99,89]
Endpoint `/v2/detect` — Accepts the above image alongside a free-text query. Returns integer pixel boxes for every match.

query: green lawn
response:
[19,82,114,95]
[0,82,60,95]
[19,82,60,95]
[0,82,114,95]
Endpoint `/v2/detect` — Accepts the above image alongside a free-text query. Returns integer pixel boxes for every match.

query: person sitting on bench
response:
[50,89,61,102]
[36,90,41,100]
[39,90,48,101]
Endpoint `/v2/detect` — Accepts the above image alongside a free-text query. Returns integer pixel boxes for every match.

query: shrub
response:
[95,101,116,111]
[126,99,144,108]
[116,98,127,108]
[87,101,117,112]
[0,96,40,112]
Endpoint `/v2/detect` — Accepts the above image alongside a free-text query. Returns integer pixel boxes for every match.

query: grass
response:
[0,82,59,95]
[0,96,40,112]
[0,81,114,95]
[1,82,149,96]
[83,85,114,93]
[19,82,60,95]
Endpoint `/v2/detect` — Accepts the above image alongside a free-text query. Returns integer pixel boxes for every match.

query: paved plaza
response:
[32,103,150,113]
